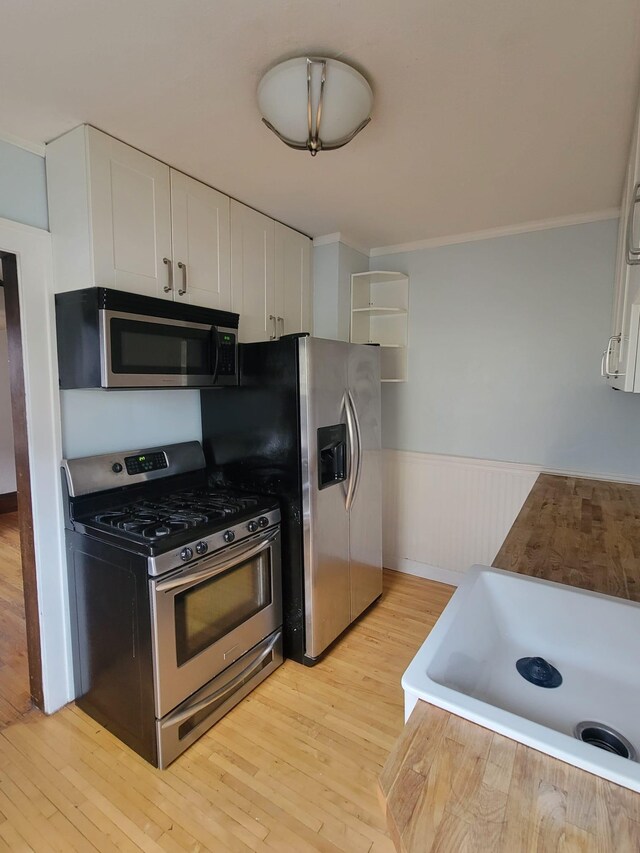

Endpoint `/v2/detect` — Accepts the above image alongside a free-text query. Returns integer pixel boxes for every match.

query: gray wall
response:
[59,390,202,458]
[313,243,339,339]
[0,140,48,230]
[375,218,640,480]
[338,244,369,341]
[313,241,368,340]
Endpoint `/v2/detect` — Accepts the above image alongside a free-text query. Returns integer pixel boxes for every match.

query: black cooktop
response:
[79,487,277,547]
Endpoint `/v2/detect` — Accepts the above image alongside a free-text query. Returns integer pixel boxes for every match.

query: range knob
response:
[195,541,208,555]
[223,530,235,543]
[180,547,193,562]
[258,516,269,528]
[111,462,123,473]
[247,520,259,533]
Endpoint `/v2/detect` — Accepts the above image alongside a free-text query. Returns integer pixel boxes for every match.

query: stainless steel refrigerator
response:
[200,335,382,665]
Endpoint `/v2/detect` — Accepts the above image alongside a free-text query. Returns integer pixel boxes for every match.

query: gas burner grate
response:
[88,488,270,544]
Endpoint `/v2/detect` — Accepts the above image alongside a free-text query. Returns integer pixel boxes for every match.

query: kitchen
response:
[0,0,640,850]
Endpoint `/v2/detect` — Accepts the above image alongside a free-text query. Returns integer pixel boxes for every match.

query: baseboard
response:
[0,491,18,513]
[384,556,461,587]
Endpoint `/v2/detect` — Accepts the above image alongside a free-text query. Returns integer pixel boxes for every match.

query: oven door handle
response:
[167,634,280,726]
[155,529,278,593]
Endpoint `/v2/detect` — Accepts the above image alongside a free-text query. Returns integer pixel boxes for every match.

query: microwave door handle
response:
[167,634,279,726]
[155,529,278,593]
[210,326,220,383]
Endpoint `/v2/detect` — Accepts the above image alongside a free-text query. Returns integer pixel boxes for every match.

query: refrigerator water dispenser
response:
[317,424,347,489]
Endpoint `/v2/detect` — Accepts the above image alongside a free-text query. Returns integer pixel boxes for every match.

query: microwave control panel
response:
[217,331,237,376]
[124,452,168,476]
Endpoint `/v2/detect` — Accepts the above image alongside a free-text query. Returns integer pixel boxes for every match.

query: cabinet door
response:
[230,201,275,342]
[170,171,231,310]
[608,100,640,391]
[87,127,173,299]
[274,223,313,338]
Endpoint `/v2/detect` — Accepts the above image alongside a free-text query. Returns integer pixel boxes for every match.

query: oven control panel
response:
[124,451,168,476]
[148,507,281,576]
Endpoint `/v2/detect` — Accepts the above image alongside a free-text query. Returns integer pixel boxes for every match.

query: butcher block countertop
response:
[493,472,640,602]
[379,700,640,853]
[380,473,640,852]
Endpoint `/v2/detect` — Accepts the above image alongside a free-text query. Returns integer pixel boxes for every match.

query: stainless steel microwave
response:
[55,288,239,389]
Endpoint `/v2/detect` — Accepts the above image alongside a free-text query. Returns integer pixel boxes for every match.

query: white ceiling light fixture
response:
[258,56,373,156]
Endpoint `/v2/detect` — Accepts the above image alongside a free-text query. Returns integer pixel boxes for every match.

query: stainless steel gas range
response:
[63,441,282,768]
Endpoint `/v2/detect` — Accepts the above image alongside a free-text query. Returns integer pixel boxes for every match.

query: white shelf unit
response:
[350,271,409,382]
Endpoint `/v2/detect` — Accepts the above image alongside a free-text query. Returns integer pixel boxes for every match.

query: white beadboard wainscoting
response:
[382,450,540,585]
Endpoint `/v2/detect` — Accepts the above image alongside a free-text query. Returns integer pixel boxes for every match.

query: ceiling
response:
[2,0,640,249]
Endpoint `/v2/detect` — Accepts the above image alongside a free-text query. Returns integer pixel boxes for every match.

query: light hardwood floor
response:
[0,511,32,728]
[0,528,454,853]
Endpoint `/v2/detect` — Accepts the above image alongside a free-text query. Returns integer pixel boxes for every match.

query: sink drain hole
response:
[574,722,636,761]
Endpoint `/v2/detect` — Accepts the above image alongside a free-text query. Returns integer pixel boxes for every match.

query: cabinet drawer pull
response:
[163,257,173,292]
[278,316,284,336]
[269,314,277,340]
[177,261,188,295]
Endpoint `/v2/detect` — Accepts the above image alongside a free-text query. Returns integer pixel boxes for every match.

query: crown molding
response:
[312,232,370,257]
[369,208,621,257]
[312,232,341,247]
[0,129,45,157]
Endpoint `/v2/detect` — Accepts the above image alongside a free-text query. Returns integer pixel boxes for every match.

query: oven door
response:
[150,526,282,717]
[100,309,218,387]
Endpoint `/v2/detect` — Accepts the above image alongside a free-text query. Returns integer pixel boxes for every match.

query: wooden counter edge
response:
[379,699,640,853]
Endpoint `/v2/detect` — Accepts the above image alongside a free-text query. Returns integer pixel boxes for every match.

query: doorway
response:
[0,252,44,718]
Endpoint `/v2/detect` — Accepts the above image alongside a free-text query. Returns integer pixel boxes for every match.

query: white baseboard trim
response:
[384,447,640,486]
[540,464,640,486]
[381,448,640,593]
[383,556,461,587]
[382,449,538,580]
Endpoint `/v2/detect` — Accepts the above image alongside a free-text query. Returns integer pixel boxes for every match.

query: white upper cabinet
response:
[230,206,312,343]
[47,125,230,307]
[47,125,174,298]
[170,171,231,310]
[88,128,173,299]
[604,97,640,391]
[274,223,313,338]
[47,125,313,332]
[230,201,276,342]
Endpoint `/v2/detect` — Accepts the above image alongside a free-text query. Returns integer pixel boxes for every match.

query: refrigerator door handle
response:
[347,390,363,509]
[343,392,357,511]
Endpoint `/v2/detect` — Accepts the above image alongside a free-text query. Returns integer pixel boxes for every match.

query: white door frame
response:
[0,217,72,712]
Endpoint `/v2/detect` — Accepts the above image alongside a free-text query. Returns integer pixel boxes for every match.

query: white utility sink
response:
[402,565,640,792]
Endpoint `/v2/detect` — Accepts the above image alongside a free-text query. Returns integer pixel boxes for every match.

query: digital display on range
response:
[124,452,168,475]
